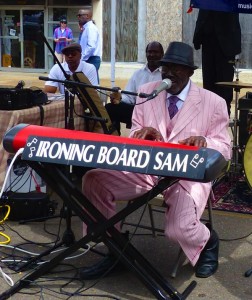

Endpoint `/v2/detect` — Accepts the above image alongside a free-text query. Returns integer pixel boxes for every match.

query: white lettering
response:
[106,147,120,165]
[71,144,95,162]
[97,146,108,163]
[154,152,188,173]
[136,150,150,168]
[126,149,138,167]
[48,142,62,159]
[116,149,128,165]
[160,153,172,170]
[153,152,164,170]
[36,141,51,157]
[57,143,75,159]
[172,155,188,172]
[82,145,95,162]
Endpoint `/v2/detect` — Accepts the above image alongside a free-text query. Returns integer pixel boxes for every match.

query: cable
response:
[0,243,91,264]
[0,205,10,224]
[0,266,14,287]
[3,222,59,246]
[5,158,30,192]
[0,148,24,198]
[220,230,252,242]
[0,206,11,244]
[0,231,10,245]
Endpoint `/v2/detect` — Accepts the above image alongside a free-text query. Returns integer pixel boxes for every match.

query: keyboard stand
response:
[0,161,197,300]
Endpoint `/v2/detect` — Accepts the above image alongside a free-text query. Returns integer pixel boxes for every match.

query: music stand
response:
[16,34,80,257]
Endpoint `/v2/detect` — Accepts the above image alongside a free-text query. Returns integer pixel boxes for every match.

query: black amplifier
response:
[0,88,34,110]
[238,93,252,147]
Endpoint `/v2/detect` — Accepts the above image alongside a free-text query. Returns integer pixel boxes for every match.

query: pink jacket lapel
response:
[169,82,201,140]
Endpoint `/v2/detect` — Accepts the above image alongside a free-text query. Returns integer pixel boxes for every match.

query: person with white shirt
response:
[44,43,98,95]
[77,8,102,81]
[105,41,164,135]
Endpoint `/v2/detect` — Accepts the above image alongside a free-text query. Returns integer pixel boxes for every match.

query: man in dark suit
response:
[193,10,241,116]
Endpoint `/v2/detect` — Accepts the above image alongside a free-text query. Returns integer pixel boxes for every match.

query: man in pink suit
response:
[80,42,231,280]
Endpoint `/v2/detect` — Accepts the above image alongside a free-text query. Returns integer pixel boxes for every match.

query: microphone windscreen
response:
[156,79,172,93]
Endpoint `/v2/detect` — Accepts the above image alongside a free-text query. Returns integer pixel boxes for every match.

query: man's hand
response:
[132,127,164,141]
[178,136,207,147]
[110,91,121,104]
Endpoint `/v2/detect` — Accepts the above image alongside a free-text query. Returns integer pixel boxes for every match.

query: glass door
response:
[23,9,44,69]
[0,8,45,70]
[0,10,20,68]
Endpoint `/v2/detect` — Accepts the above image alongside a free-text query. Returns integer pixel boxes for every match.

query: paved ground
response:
[0,67,251,299]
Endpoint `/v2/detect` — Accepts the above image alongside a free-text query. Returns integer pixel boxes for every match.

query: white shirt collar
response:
[144,64,161,74]
[168,79,191,102]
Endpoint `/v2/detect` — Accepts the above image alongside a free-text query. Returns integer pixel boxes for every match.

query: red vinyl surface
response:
[6,124,199,153]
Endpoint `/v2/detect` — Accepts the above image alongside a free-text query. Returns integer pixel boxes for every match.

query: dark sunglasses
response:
[76,14,88,17]
[161,64,187,74]
[61,21,67,24]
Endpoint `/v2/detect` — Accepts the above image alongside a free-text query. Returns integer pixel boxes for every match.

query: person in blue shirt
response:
[77,8,102,81]
[53,17,73,63]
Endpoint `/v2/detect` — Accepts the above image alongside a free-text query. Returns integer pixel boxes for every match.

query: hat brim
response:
[159,58,198,70]
[62,44,82,55]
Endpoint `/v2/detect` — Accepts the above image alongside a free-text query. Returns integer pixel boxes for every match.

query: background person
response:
[193,10,241,116]
[105,41,164,135]
[77,8,102,80]
[53,17,73,63]
[44,43,98,94]
[79,42,231,280]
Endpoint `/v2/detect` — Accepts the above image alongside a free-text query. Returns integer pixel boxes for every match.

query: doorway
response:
[0,8,45,71]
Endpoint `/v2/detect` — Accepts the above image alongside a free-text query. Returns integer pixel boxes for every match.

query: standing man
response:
[53,17,73,63]
[44,43,98,94]
[105,41,164,135]
[79,42,231,280]
[193,10,241,116]
[77,8,102,80]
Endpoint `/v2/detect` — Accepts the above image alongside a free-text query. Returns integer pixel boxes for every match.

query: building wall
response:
[145,0,183,51]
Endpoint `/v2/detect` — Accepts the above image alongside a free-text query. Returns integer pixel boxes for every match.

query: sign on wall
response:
[190,0,252,13]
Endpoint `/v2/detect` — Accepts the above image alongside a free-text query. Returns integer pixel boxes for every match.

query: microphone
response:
[147,79,172,100]
[15,80,25,89]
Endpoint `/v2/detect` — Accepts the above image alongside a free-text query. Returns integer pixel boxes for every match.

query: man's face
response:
[77,9,90,26]
[64,50,81,69]
[146,43,163,69]
[161,63,193,95]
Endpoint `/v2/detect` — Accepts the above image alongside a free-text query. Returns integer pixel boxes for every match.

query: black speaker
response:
[1,191,57,221]
[238,94,252,147]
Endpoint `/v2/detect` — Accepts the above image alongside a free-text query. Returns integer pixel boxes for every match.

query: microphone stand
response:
[16,33,79,270]
[64,89,69,129]
[39,76,150,99]
[68,92,75,130]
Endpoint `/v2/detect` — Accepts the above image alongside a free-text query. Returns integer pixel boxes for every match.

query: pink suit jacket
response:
[130,80,231,212]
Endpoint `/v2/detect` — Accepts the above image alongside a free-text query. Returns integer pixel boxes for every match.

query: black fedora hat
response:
[159,41,198,70]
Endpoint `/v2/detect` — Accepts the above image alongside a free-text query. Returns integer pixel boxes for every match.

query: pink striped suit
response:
[82,80,231,266]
